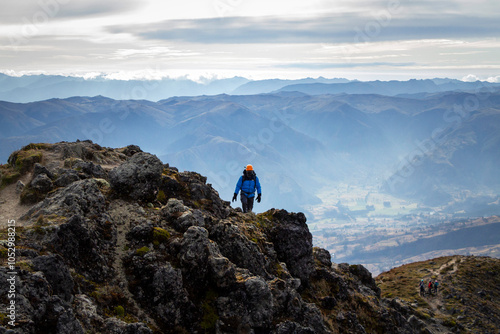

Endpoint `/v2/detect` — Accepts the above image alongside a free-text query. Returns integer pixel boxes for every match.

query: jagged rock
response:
[39,296,84,334]
[33,162,53,179]
[275,320,315,333]
[73,294,103,330]
[161,198,188,216]
[349,264,381,298]
[0,268,83,334]
[161,198,205,232]
[30,173,54,193]
[15,180,25,193]
[314,247,332,268]
[217,276,274,329]
[176,226,234,290]
[54,169,80,187]
[51,214,115,282]
[32,254,74,303]
[266,210,314,285]
[120,144,143,157]
[73,160,107,179]
[151,263,194,324]
[408,315,427,332]
[22,179,106,220]
[109,152,163,202]
[210,221,270,277]
[103,318,152,334]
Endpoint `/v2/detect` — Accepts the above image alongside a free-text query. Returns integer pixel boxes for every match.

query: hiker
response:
[428,280,433,295]
[419,279,425,296]
[232,164,262,213]
[434,280,439,294]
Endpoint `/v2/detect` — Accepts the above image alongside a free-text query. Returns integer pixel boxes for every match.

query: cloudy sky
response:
[1,0,499,81]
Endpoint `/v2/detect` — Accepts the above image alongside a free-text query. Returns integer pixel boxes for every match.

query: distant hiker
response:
[434,280,439,294]
[232,164,262,213]
[419,279,425,296]
[428,281,433,295]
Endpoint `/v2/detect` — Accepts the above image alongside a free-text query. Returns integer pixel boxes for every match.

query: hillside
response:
[3,141,496,333]
[1,90,500,214]
[377,255,500,333]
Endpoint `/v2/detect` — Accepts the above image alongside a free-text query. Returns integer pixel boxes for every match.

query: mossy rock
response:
[136,246,150,256]
[94,178,110,189]
[200,290,219,330]
[0,312,7,326]
[8,149,43,174]
[21,143,51,151]
[157,190,167,203]
[152,227,171,246]
[0,247,7,259]
[255,211,275,231]
[114,305,125,318]
[64,157,83,168]
[20,187,42,205]
[0,169,21,188]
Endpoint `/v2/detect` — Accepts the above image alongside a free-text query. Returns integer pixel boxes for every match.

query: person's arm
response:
[233,176,243,202]
[255,176,262,194]
[234,176,243,194]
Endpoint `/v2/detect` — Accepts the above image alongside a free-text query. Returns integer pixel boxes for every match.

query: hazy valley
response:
[1,75,500,275]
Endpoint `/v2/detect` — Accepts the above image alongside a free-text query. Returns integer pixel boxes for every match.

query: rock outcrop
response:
[1,141,486,333]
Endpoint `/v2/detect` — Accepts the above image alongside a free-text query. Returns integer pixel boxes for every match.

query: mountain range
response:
[2,73,500,103]
[1,83,500,212]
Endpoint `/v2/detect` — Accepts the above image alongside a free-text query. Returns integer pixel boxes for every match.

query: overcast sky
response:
[1,0,499,81]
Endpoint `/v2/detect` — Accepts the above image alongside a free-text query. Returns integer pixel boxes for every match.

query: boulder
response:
[32,254,74,302]
[54,169,80,187]
[30,174,53,193]
[73,161,107,179]
[110,152,163,202]
[266,210,314,285]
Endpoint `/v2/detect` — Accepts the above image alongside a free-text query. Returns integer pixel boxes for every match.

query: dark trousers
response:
[241,194,255,213]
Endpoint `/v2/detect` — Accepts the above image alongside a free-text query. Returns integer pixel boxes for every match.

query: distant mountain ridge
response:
[278,78,500,96]
[1,87,499,213]
[2,73,500,103]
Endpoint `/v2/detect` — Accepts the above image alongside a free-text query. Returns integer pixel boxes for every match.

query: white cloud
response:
[486,76,500,83]
[462,74,481,82]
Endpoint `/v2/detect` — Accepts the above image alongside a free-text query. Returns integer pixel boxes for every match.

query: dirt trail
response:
[424,256,460,313]
[0,173,32,229]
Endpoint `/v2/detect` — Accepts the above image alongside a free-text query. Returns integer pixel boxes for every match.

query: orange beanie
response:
[246,164,253,171]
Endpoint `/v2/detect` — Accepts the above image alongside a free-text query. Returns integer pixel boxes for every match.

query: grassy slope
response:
[376,255,500,333]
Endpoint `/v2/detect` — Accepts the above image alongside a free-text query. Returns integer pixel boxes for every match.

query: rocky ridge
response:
[0,141,490,333]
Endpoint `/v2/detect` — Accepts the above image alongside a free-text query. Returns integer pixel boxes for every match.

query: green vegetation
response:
[152,227,171,246]
[156,189,167,203]
[136,246,150,256]
[0,247,7,259]
[114,305,125,318]
[377,256,500,333]
[21,143,51,151]
[11,150,43,173]
[64,157,83,168]
[255,211,275,231]
[0,165,21,189]
[200,289,219,330]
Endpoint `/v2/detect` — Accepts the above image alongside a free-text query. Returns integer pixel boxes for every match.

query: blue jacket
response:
[235,174,261,198]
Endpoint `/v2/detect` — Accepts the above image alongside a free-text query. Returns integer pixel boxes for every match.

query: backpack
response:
[241,170,257,196]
